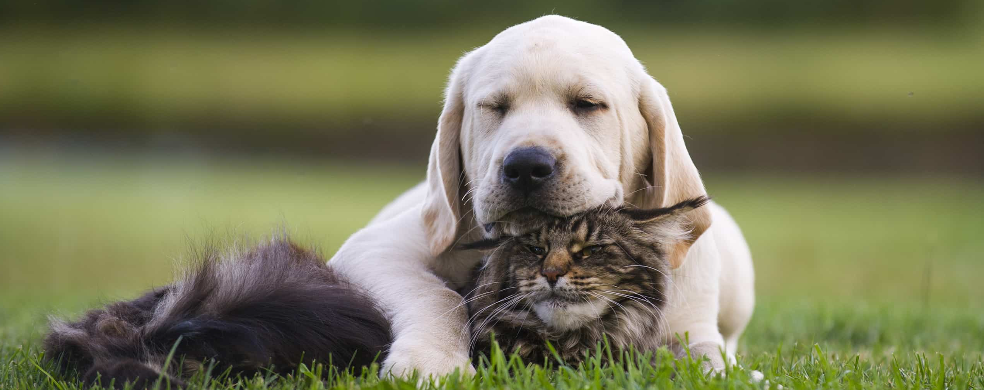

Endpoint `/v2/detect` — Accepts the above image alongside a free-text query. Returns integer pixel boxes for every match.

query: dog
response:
[329,15,756,377]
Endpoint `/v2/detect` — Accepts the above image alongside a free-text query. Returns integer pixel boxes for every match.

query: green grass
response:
[1,152,983,388]
[1,25,982,133]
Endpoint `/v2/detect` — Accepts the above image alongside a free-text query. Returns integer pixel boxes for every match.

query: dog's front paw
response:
[681,341,728,373]
[382,335,475,379]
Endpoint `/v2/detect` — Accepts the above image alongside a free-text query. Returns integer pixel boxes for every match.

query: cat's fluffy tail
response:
[44,239,391,388]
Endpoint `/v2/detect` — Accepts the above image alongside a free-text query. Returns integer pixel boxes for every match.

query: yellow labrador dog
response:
[331,15,755,377]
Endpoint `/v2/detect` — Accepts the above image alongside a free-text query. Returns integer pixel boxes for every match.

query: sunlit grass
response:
[3,317,983,389]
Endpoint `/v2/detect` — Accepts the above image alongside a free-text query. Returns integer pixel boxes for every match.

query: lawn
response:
[1,151,982,389]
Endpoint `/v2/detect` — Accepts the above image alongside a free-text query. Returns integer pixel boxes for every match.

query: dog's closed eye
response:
[573,98,605,113]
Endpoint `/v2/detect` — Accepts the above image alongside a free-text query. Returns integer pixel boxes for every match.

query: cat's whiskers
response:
[463,293,515,345]
[438,289,498,320]
[601,287,671,339]
[498,298,537,355]
[601,290,660,320]
[464,291,523,331]
[599,284,664,311]
[622,264,668,278]
[611,242,688,308]
[472,293,519,317]
[458,281,502,300]
[440,278,514,324]
[479,292,534,348]
[580,293,612,345]
[586,291,623,332]
[469,292,531,348]
[587,291,627,331]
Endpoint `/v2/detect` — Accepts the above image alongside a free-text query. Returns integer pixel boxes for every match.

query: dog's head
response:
[422,16,710,269]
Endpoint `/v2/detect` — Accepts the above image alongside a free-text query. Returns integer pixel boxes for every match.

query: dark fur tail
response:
[43,239,391,388]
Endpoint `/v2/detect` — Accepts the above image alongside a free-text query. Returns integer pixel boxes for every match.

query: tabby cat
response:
[43,197,708,387]
[460,196,709,364]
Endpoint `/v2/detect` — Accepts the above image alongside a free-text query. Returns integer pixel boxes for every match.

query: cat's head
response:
[461,196,709,331]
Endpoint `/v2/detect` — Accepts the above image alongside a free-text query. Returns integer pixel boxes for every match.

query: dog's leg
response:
[330,207,475,378]
[663,228,730,373]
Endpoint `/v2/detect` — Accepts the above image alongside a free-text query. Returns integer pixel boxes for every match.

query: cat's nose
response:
[541,267,568,286]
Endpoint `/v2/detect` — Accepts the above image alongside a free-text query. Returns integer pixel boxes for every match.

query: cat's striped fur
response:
[460,196,709,364]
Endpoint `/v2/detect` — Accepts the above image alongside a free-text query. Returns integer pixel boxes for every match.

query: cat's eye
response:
[527,245,546,256]
[577,246,600,259]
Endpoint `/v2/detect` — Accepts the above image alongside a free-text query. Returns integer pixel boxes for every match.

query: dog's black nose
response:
[502,147,556,194]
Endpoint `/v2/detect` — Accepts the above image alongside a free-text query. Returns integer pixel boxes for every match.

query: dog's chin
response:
[472,205,553,237]
[475,180,623,235]
[493,207,557,235]
[480,206,585,237]
[478,199,617,236]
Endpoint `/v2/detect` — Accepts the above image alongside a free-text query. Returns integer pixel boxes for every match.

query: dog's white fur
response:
[330,15,755,377]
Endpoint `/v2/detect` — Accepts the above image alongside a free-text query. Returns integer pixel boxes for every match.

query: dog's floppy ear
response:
[635,75,712,269]
[422,54,472,256]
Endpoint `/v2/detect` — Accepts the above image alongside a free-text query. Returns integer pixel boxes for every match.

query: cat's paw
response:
[381,335,475,379]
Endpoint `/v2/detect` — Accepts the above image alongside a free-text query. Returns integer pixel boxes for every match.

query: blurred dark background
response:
[1,1,982,312]
[2,0,982,173]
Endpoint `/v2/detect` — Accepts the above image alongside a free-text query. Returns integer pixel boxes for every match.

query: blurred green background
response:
[1,0,982,354]
[3,0,983,170]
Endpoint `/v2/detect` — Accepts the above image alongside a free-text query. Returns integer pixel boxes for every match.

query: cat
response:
[459,196,709,365]
[43,197,708,387]
[43,239,391,389]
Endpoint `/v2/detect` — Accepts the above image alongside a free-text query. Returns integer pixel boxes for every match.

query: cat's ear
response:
[455,236,511,251]
[621,196,709,223]
[621,196,710,268]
